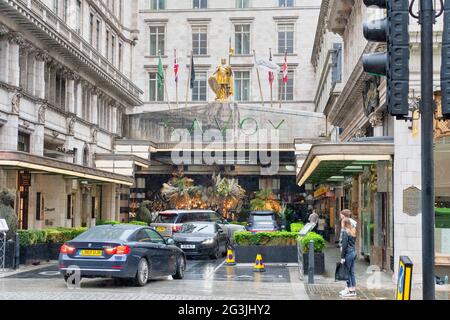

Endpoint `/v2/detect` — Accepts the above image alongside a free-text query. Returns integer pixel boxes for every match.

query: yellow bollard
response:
[253,254,266,272]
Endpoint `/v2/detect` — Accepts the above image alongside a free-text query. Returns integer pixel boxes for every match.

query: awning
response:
[0,151,134,186]
[297,143,394,186]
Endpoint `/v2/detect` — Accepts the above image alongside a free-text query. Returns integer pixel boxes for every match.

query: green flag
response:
[157,56,164,88]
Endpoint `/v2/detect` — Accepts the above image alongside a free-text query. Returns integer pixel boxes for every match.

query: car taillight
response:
[60,244,76,254]
[172,225,182,233]
[105,245,131,255]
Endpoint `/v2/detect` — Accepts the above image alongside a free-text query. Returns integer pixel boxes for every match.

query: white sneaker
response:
[341,291,357,298]
[339,288,349,295]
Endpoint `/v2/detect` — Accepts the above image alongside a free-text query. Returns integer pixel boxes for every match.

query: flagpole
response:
[185,51,192,109]
[269,48,274,108]
[175,49,179,108]
[253,50,264,106]
[164,68,171,111]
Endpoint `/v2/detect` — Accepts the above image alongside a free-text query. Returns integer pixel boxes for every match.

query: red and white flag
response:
[174,49,179,83]
[282,51,288,84]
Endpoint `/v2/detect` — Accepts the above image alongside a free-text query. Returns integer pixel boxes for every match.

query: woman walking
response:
[339,218,357,297]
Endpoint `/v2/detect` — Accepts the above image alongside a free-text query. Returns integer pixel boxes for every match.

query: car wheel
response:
[173,255,186,280]
[209,243,220,260]
[134,258,150,287]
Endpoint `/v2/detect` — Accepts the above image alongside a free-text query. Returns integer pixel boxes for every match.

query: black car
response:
[59,224,186,286]
[247,211,279,233]
[173,222,228,259]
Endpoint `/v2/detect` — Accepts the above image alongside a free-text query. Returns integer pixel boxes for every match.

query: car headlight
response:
[202,238,215,245]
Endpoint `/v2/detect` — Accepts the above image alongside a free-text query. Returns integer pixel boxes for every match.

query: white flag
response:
[255,59,280,72]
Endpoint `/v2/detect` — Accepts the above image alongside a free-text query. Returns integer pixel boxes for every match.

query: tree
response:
[0,189,17,240]
[135,200,152,225]
[250,189,282,213]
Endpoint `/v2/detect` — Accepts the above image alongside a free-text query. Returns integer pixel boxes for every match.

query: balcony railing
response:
[9,0,142,103]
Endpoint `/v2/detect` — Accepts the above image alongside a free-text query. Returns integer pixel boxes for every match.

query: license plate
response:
[181,245,196,249]
[80,250,103,257]
[156,226,166,232]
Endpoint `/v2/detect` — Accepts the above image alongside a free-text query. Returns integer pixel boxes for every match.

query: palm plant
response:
[250,189,282,213]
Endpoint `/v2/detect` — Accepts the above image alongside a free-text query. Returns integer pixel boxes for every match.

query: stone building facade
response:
[0,0,141,229]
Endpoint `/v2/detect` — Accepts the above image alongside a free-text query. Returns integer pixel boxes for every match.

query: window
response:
[278,71,294,101]
[36,193,43,221]
[96,19,101,51]
[17,132,30,153]
[63,0,68,22]
[235,24,250,55]
[89,13,94,45]
[151,0,165,10]
[278,24,294,54]
[53,0,59,14]
[193,0,207,8]
[279,0,294,7]
[236,0,249,8]
[111,35,116,64]
[192,26,207,55]
[235,71,250,101]
[106,29,110,59]
[145,229,166,244]
[75,0,81,34]
[66,194,73,220]
[118,42,123,71]
[83,146,89,166]
[91,197,96,219]
[192,72,207,101]
[149,72,164,101]
[149,26,165,56]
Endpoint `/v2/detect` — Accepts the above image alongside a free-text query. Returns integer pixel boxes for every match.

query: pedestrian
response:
[317,214,326,238]
[308,209,319,232]
[338,209,357,247]
[339,218,357,297]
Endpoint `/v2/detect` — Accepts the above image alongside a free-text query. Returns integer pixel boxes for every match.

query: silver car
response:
[151,210,245,242]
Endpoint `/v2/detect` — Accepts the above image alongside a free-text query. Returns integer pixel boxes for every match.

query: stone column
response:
[369,112,384,137]
[91,87,99,125]
[8,33,23,87]
[0,24,10,83]
[34,50,50,99]
[101,184,117,221]
[111,103,118,134]
[75,80,82,118]
[26,49,36,94]
[66,72,78,114]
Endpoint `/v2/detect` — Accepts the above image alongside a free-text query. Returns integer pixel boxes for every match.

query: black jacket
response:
[341,231,356,259]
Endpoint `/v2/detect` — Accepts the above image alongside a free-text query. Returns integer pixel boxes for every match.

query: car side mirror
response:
[166,238,175,245]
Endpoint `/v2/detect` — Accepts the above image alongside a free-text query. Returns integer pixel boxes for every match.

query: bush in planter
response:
[298,232,326,253]
[96,220,148,226]
[290,223,305,233]
[18,230,46,246]
[234,231,298,246]
[0,189,18,240]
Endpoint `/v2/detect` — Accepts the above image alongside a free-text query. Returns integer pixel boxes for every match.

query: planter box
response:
[4,241,16,269]
[302,252,325,275]
[19,243,61,265]
[235,245,298,263]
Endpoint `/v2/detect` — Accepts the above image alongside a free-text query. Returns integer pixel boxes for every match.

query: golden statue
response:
[209,58,233,101]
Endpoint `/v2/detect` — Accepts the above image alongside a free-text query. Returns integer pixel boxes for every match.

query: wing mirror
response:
[166,238,175,245]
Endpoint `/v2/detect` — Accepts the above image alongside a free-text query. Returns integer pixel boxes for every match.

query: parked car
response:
[58,224,186,287]
[173,222,228,259]
[247,211,279,233]
[151,210,245,240]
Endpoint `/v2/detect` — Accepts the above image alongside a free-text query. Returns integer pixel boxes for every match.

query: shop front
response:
[297,142,394,270]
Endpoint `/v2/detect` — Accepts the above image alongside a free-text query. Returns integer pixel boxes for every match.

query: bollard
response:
[308,240,314,284]
[14,233,20,270]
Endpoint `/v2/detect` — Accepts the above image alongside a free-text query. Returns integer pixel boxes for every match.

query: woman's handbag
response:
[335,262,350,281]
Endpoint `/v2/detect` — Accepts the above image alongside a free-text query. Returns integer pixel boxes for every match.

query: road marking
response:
[38,271,60,276]
[205,260,226,280]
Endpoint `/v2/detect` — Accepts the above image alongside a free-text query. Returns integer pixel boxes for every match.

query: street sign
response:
[0,219,8,232]
[396,256,413,300]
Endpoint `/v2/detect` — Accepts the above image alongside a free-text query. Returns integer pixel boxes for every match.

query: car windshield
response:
[179,223,215,234]
[74,226,136,241]
[155,213,179,223]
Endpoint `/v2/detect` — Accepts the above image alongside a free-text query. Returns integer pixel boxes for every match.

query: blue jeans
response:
[345,250,357,288]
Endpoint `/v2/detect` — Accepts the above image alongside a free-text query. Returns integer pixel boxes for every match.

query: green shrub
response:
[18,230,46,246]
[290,223,305,233]
[18,227,87,246]
[233,231,298,246]
[136,201,152,225]
[0,189,18,240]
[298,232,326,253]
[96,220,120,226]
[128,221,148,226]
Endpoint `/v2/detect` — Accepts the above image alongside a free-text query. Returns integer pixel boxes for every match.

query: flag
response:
[174,49,179,83]
[269,49,275,86]
[282,51,288,84]
[157,55,164,88]
[190,54,196,89]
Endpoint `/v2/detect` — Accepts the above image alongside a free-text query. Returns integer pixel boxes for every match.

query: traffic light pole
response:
[419,0,436,300]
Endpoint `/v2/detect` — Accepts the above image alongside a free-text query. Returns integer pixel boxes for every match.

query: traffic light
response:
[441,0,450,119]
[362,0,410,119]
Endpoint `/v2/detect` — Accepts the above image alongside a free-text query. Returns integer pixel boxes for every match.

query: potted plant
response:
[299,232,326,274]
